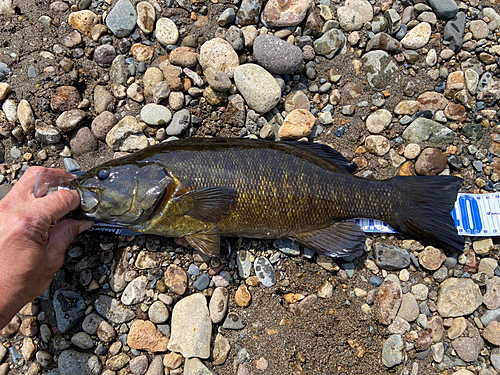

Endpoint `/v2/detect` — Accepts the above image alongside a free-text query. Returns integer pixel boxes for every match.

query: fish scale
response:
[71,138,464,257]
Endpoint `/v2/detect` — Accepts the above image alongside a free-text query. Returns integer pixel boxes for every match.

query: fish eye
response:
[97,169,110,180]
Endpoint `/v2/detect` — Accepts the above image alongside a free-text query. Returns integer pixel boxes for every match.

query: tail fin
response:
[388,176,464,253]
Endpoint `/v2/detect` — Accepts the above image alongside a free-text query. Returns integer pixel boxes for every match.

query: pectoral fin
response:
[292,221,366,258]
[174,187,238,222]
[184,225,221,256]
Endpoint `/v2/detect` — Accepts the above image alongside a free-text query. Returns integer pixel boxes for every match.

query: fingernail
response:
[78,221,94,234]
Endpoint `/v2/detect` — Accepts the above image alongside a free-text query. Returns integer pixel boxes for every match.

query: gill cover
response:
[71,162,173,226]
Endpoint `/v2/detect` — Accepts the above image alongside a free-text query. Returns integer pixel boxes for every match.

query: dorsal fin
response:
[283,141,357,174]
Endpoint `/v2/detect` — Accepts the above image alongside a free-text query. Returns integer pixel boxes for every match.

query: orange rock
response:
[164,264,187,295]
[399,161,413,176]
[418,246,447,271]
[246,276,260,286]
[68,10,99,36]
[127,320,169,352]
[235,285,252,307]
[278,109,316,139]
[284,293,305,304]
[131,43,154,64]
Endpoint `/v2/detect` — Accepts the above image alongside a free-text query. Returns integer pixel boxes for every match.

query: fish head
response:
[70,161,174,225]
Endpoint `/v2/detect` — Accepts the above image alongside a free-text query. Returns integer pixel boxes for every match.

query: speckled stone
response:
[155,18,179,46]
[437,278,483,317]
[106,0,137,37]
[199,38,239,79]
[361,50,399,91]
[234,64,281,113]
[263,0,312,27]
[314,29,345,59]
[253,34,303,75]
[401,22,431,49]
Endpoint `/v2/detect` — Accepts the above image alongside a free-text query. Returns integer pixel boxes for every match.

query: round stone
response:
[51,86,81,113]
[337,6,363,31]
[234,64,281,113]
[70,127,98,155]
[361,50,399,91]
[253,34,303,75]
[366,109,391,134]
[199,38,239,79]
[365,135,390,156]
[94,44,116,67]
[437,278,483,317]
[140,104,172,126]
[415,148,447,176]
[156,18,179,46]
[401,22,431,49]
[278,109,316,139]
[148,301,169,324]
[136,1,155,34]
[263,0,312,27]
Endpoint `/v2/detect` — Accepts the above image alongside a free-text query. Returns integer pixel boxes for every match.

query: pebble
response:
[253,34,303,75]
[131,43,154,64]
[94,295,135,324]
[452,337,478,363]
[193,273,210,290]
[366,109,391,134]
[17,100,35,135]
[437,278,483,317]
[71,332,94,350]
[444,12,466,53]
[106,0,137,38]
[168,293,212,358]
[68,10,99,36]
[235,285,252,307]
[361,50,399,91]
[492,348,500,373]
[128,320,169,352]
[94,44,117,67]
[97,322,118,343]
[314,29,345,59]
[204,67,232,92]
[51,86,80,113]
[374,244,410,270]
[130,355,149,375]
[397,293,419,322]
[2,98,17,122]
[166,108,190,136]
[122,276,148,306]
[58,350,102,375]
[484,276,500,310]
[254,256,276,287]
[234,64,281,113]
[376,277,402,325]
[218,8,235,26]
[428,0,458,20]
[140,104,171,126]
[366,32,402,54]
[337,6,363,31]
[148,301,169,324]
[106,115,148,152]
[94,85,114,114]
[53,290,85,333]
[91,111,117,140]
[401,22,431,49]
[365,135,390,156]
[169,47,197,68]
[199,38,239,79]
[278,109,315,139]
[70,126,98,155]
[382,334,404,368]
[262,0,312,27]
[402,118,456,143]
[209,287,229,324]
[237,0,263,26]
[136,1,155,34]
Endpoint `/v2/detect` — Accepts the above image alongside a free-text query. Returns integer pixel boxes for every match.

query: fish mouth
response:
[70,181,100,215]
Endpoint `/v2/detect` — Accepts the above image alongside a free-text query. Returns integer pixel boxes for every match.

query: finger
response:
[35,189,82,223]
[45,219,93,265]
[33,170,76,198]
[12,167,75,200]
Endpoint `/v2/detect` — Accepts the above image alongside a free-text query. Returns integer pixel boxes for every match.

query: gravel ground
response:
[1,0,500,374]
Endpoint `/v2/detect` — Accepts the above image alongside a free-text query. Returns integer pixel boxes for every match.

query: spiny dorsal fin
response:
[283,141,357,174]
[292,221,366,258]
[184,225,220,256]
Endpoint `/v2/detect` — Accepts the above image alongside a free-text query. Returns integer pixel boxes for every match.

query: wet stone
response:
[106,0,137,38]
[53,290,85,334]
[168,293,212,358]
[254,256,276,287]
[374,244,410,271]
[415,148,447,176]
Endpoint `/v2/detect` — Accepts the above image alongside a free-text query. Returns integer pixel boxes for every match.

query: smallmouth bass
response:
[70,138,464,257]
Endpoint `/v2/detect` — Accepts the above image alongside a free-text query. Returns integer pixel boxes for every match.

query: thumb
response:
[46,219,94,262]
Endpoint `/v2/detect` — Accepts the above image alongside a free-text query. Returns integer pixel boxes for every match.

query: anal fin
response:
[292,221,366,258]
[184,225,221,257]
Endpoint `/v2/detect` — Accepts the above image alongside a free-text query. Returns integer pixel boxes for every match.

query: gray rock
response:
[168,293,212,358]
[184,358,216,375]
[35,120,60,144]
[218,8,235,26]
[480,308,500,326]
[361,50,399,91]
[140,104,172,126]
[253,34,303,75]
[129,355,149,375]
[366,33,401,54]
[106,0,137,37]
[145,355,163,375]
[58,350,102,375]
[226,25,245,51]
[110,55,128,85]
[234,64,281,113]
[193,273,210,291]
[374,244,410,270]
[82,313,104,335]
[443,12,465,53]
[106,116,148,152]
[385,9,401,34]
[428,0,458,20]
[236,0,263,26]
[94,85,114,114]
[121,275,148,305]
[437,278,483,317]
[314,28,345,59]
[237,248,252,278]
[56,110,88,132]
[452,337,478,363]
[209,287,229,324]
[397,293,419,322]
[382,335,404,368]
[402,118,456,144]
[222,312,246,330]
[274,238,300,256]
[166,109,190,136]
[71,332,94,349]
[149,301,169,324]
[254,256,276,287]
[94,295,135,324]
[205,67,232,92]
[53,290,85,333]
[337,6,363,31]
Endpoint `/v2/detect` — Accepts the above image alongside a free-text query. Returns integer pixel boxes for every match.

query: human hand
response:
[0,166,93,329]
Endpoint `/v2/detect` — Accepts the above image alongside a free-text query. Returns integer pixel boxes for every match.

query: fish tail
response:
[388,176,464,253]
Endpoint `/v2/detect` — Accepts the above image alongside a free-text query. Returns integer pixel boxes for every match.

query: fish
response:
[70,138,464,257]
